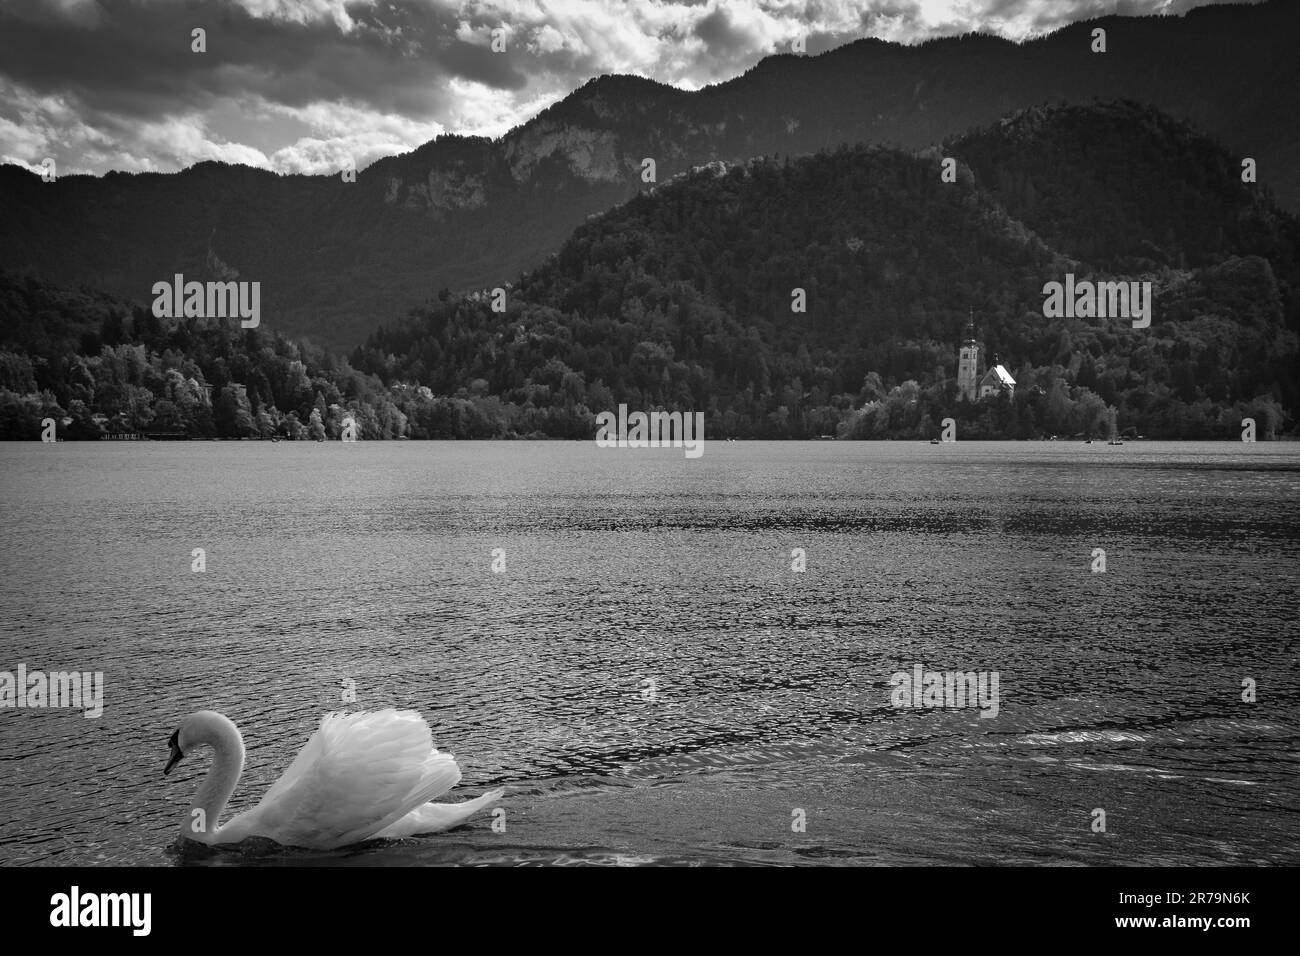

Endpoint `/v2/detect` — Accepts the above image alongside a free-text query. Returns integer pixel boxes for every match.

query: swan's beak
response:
[164,744,184,776]
[164,730,184,776]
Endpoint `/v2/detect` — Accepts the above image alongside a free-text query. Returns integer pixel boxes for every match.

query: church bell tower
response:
[957,312,980,401]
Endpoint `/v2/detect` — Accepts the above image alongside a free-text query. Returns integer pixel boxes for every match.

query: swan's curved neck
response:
[183,712,244,844]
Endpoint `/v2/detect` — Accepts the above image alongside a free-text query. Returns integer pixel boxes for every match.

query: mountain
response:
[3,102,1296,440]
[349,100,1297,441]
[1,1,1297,349]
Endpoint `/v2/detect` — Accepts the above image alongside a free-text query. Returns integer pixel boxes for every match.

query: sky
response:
[0,0,1248,177]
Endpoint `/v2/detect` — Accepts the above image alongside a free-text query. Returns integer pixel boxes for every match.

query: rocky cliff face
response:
[384,165,488,213]
[503,121,625,183]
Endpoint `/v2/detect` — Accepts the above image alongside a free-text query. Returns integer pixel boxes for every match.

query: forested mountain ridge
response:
[351,100,1298,440]
[0,0,1295,349]
[1,102,1295,441]
[951,102,1300,281]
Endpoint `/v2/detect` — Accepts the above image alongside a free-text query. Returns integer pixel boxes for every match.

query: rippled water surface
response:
[1,440,1297,866]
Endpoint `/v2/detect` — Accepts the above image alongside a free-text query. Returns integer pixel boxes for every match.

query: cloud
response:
[692,3,788,77]
[0,0,1247,176]
[265,100,448,174]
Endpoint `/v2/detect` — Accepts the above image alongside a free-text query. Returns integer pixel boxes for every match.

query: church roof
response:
[979,365,1016,387]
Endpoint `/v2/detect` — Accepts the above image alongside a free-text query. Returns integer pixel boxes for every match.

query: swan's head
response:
[164,710,241,776]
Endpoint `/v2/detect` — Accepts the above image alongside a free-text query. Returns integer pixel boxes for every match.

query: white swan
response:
[164,709,503,849]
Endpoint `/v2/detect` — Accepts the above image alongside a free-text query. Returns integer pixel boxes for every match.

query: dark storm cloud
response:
[694,6,752,53]
[0,0,522,122]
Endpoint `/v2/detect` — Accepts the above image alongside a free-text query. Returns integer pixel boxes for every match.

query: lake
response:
[1,440,1297,866]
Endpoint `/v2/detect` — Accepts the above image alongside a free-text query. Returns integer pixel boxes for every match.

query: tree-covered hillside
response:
[0,274,411,440]
[2,102,1295,441]
[351,103,1298,440]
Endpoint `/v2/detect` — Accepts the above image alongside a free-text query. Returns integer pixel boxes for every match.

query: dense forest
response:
[1,102,1295,441]
[352,102,1298,440]
[0,273,412,440]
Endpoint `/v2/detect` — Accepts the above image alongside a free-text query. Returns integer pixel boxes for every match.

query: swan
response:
[164,708,502,849]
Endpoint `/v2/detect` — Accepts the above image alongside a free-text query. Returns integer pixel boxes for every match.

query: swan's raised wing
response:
[374,788,504,839]
[219,709,462,849]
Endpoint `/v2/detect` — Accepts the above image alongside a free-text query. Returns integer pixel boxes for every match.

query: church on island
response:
[957,317,1015,401]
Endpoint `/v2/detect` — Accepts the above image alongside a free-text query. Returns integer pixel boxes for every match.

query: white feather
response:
[171,708,501,850]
